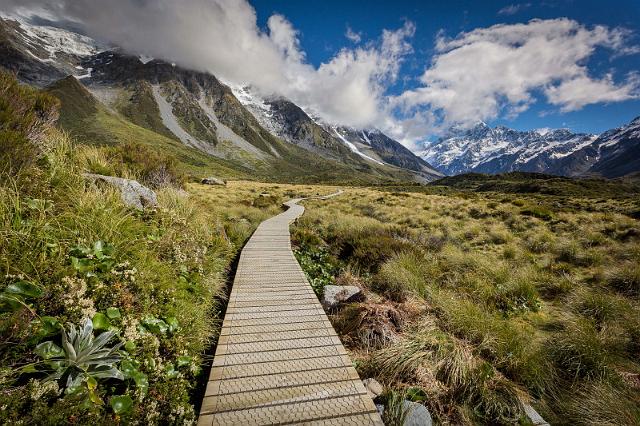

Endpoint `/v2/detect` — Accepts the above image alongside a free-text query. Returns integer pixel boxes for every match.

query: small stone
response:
[321,285,363,310]
[84,173,157,210]
[201,176,226,185]
[403,400,432,426]
[362,378,384,399]
[524,404,550,426]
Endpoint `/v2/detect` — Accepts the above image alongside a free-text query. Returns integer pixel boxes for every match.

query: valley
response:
[1,6,640,426]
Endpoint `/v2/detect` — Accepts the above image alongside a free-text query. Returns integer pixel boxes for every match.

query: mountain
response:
[0,16,440,183]
[420,118,640,178]
[329,126,442,178]
[584,116,640,178]
[0,16,100,85]
[231,85,442,180]
[420,122,597,175]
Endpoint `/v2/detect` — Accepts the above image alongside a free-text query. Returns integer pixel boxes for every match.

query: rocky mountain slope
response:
[420,119,640,178]
[230,85,442,180]
[330,126,442,177]
[0,16,439,183]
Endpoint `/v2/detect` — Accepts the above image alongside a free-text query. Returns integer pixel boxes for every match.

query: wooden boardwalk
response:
[198,195,383,425]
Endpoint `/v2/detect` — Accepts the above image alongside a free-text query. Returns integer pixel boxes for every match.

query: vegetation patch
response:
[293,181,640,425]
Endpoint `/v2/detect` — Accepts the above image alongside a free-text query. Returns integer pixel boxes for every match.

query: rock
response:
[201,176,226,186]
[362,378,383,399]
[84,173,158,210]
[321,285,363,310]
[403,400,432,426]
[524,404,550,426]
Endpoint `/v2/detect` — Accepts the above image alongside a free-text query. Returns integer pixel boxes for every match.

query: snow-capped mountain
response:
[586,116,640,178]
[330,126,443,177]
[0,15,103,85]
[420,118,640,177]
[419,121,597,175]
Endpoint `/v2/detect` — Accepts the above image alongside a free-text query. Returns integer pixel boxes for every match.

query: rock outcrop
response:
[201,176,226,186]
[84,173,158,210]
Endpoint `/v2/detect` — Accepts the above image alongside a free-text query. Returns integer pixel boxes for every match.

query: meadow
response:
[2,69,639,425]
[291,181,640,425]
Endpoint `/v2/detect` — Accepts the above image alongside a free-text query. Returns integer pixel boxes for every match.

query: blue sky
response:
[251,0,640,137]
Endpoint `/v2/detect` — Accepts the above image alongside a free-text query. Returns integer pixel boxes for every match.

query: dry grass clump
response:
[605,261,640,297]
[549,319,610,381]
[555,381,640,426]
[331,301,406,349]
[367,322,525,424]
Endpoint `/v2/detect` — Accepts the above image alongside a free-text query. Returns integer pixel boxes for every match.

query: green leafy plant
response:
[140,315,179,335]
[110,395,133,415]
[0,280,42,313]
[32,318,124,396]
[69,240,115,277]
[294,246,339,295]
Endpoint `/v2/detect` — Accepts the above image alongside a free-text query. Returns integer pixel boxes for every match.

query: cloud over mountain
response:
[1,0,414,130]
[1,1,637,146]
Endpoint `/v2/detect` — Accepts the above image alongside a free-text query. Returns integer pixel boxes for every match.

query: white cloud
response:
[345,26,362,43]
[498,3,531,16]
[545,72,640,111]
[393,18,640,131]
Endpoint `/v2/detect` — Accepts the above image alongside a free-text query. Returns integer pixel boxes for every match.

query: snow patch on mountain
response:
[2,14,101,59]
[331,127,384,165]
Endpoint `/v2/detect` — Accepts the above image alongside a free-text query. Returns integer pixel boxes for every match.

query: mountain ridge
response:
[420,118,640,178]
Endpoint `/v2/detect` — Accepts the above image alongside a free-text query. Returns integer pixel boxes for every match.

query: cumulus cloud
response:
[393,18,640,130]
[0,0,414,129]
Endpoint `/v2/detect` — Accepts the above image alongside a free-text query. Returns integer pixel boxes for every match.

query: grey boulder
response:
[321,285,363,310]
[201,176,226,186]
[403,401,432,426]
[362,378,384,399]
[84,173,158,210]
